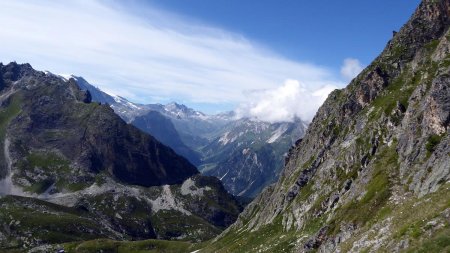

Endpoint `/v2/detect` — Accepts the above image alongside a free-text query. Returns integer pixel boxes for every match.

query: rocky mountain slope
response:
[201,1,450,252]
[0,63,241,250]
[201,118,306,198]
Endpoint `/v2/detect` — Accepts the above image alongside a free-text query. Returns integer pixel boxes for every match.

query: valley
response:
[0,0,448,252]
[64,75,306,199]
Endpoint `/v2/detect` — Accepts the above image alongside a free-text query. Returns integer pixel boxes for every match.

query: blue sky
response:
[0,0,420,120]
[147,0,420,71]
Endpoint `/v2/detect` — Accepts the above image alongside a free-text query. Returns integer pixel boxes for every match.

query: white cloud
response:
[235,80,338,123]
[340,58,364,81]
[0,0,344,115]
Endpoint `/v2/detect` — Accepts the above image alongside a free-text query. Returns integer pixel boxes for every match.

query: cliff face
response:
[202,1,450,252]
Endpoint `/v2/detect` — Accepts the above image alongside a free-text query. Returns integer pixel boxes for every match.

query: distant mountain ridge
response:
[201,118,307,197]
[59,74,307,199]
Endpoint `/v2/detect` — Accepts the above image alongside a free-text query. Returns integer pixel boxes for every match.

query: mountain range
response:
[201,118,306,197]
[0,0,448,252]
[63,74,306,199]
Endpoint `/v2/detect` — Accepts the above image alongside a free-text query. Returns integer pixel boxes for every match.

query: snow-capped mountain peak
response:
[163,102,207,119]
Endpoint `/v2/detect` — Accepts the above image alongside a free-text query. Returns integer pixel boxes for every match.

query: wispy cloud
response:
[0,0,344,117]
[340,58,364,81]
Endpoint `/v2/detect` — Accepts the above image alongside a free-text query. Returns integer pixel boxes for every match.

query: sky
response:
[0,0,420,121]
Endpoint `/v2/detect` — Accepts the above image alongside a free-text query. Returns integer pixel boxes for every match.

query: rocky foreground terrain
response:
[200,0,450,252]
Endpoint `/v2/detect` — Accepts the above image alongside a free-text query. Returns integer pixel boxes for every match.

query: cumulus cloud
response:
[235,80,338,123]
[340,58,364,81]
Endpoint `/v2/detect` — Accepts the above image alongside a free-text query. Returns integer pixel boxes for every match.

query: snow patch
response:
[219,132,233,145]
[267,124,289,143]
[57,73,76,81]
[220,171,229,180]
[237,180,255,196]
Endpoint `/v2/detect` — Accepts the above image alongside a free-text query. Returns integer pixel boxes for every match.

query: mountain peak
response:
[163,101,207,119]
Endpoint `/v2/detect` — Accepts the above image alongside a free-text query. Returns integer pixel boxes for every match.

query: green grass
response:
[398,222,423,239]
[14,189,448,253]
[0,196,104,248]
[150,209,221,242]
[24,178,54,194]
[0,93,22,177]
[66,182,90,192]
[405,227,450,253]
[368,72,411,120]
[61,238,199,253]
[389,44,407,61]
[424,39,440,51]
[18,151,76,193]
[425,134,444,156]
[0,93,22,139]
[295,180,314,203]
[201,215,299,253]
[26,152,71,170]
[16,151,96,193]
